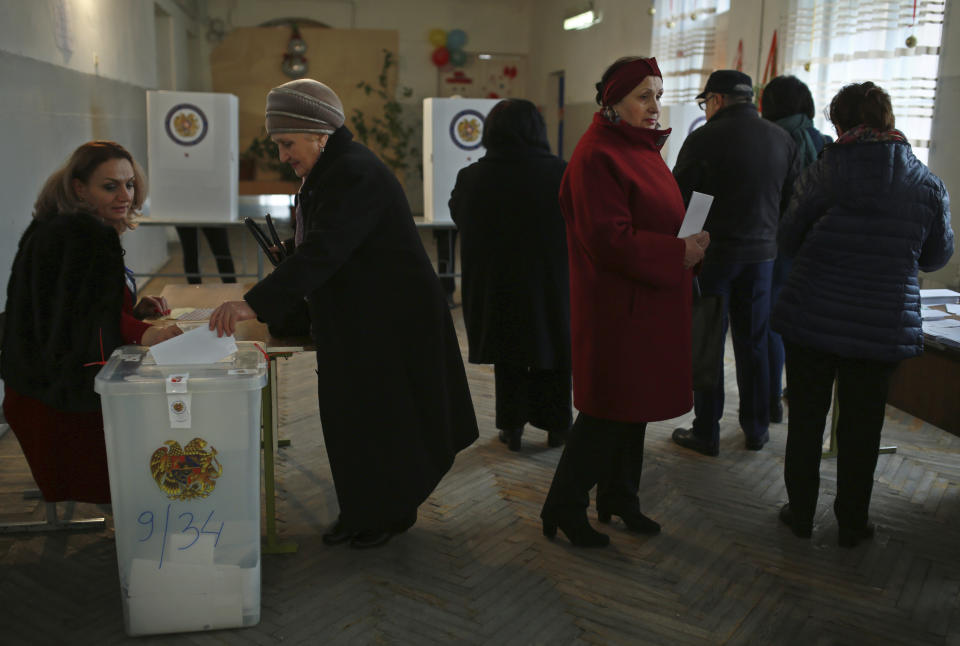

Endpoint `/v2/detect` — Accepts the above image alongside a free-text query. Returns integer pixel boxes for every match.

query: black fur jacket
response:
[2,212,125,412]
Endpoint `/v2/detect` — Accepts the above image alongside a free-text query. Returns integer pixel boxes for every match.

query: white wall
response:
[527,0,656,157]
[0,0,211,311]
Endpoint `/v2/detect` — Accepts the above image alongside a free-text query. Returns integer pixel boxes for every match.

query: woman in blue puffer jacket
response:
[772,82,953,548]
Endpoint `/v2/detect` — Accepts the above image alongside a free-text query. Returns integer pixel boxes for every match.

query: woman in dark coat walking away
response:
[540,57,710,547]
[773,82,953,547]
[760,75,833,423]
[210,79,479,549]
[449,99,571,452]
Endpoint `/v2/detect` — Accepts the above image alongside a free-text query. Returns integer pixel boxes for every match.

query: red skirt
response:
[3,386,111,503]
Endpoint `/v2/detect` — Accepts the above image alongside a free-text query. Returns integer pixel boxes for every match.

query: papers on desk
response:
[921,307,952,321]
[149,325,238,365]
[920,288,960,305]
[677,192,714,238]
[945,303,960,316]
[923,318,960,349]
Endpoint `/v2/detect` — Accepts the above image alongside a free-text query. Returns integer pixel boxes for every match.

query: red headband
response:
[602,58,662,106]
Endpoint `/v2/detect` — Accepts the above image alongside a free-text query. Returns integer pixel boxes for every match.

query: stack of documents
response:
[920,288,960,305]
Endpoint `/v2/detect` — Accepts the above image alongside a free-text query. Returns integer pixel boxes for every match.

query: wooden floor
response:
[2,242,959,644]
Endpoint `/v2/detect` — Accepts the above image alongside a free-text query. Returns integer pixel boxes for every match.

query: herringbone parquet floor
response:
[1,241,959,644]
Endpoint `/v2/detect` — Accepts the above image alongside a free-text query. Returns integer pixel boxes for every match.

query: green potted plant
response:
[351,49,419,177]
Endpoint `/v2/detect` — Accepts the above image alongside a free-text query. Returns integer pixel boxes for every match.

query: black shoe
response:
[672,428,719,456]
[834,499,874,548]
[349,529,395,549]
[392,511,417,534]
[769,401,784,424]
[541,513,609,547]
[745,430,770,451]
[547,430,567,448]
[498,427,523,452]
[322,519,354,546]
[597,508,661,535]
[837,523,875,548]
[778,504,812,538]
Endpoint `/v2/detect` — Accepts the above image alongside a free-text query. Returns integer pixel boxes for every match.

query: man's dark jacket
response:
[244,126,479,532]
[449,145,570,370]
[673,101,800,264]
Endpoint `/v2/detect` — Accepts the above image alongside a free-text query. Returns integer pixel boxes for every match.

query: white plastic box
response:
[94,342,267,636]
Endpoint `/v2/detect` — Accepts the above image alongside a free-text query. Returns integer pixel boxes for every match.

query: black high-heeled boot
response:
[597,508,661,535]
[542,513,609,547]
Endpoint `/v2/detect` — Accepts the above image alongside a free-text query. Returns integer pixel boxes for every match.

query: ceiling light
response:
[564,4,602,30]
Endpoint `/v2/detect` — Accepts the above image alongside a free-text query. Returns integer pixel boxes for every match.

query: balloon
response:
[449,49,467,67]
[446,28,467,50]
[428,28,447,48]
[431,46,450,67]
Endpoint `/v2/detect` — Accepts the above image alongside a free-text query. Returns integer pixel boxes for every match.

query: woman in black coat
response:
[210,79,478,549]
[449,99,571,452]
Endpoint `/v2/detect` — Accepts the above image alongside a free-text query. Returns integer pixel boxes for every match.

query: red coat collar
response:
[592,112,672,150]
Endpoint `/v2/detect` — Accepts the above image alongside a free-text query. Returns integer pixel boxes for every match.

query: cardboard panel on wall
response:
[210,27,399,174]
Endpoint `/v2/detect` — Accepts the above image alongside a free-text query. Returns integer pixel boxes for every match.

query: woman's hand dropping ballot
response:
[209,300,257,337]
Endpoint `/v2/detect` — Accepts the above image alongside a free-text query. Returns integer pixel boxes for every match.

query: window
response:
[780,0,945,162]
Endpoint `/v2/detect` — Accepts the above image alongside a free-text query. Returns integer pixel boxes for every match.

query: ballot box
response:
[94,342,267,636]
[422,97,500,222]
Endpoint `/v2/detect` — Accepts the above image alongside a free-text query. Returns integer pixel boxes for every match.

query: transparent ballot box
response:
[94,342,267,636]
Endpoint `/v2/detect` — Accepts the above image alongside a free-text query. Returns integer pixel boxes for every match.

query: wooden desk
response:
[888,328,960,437]
[159,284,312,553]
[132,216,273,282]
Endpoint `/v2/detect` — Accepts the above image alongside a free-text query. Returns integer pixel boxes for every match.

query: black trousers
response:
[783,341,898,530]
[494,363,572,434]
[175,226,237,285]
[432,229,458,299]
[541,412,647,521]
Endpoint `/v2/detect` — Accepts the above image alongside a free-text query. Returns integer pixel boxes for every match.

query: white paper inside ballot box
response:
[126,558,242,634]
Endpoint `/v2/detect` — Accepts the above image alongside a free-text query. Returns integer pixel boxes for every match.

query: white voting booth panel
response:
[147,91,238,222]
[95,343,266,636]
[423,98,500,222]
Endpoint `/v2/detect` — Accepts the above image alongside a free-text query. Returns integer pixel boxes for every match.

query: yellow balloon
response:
[428,29,447,48]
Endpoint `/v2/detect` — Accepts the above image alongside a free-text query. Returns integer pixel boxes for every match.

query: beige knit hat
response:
[265,79,345,135]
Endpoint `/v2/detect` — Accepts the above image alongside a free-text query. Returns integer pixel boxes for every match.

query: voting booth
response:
[422,97,500,222]
[95,342,266,636]
[146,91,239,222]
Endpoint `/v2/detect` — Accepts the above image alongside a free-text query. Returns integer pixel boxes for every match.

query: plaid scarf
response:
[835,124,908,146]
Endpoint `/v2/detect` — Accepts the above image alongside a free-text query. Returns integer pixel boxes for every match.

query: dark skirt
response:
[494,363,572,433]
[3,386,111,504]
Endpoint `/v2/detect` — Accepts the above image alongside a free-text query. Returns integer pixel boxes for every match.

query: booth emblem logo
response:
[164,103,209,146]
[150,438,222,500]
[449,109,485,151]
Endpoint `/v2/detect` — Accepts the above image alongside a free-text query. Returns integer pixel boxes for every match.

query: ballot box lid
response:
[94,342,267,395]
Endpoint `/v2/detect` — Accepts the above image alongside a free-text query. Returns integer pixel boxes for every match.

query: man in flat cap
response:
[671,70,800,457]
[210,79,479,548]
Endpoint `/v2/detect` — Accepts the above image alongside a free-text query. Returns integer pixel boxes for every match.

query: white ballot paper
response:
[677,191,714,238]
[149,324,238,365]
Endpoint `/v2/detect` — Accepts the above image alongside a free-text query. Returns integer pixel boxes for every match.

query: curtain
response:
[652,0,731,105]
[780,0,945,162]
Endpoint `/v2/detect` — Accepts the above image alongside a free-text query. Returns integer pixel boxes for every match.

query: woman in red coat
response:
[541,57,710,547]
